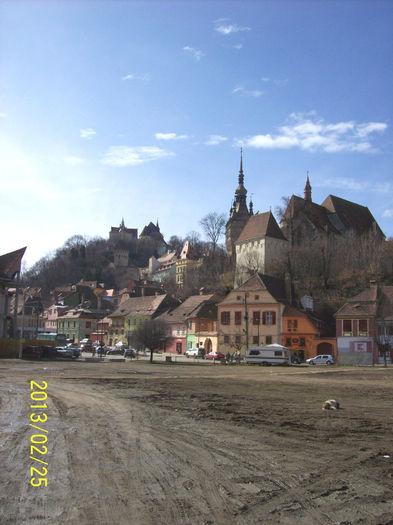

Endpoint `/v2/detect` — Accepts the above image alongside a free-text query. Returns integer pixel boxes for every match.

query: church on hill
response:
[281,175,385,247]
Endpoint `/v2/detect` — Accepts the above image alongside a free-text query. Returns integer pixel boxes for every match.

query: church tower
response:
[225,150,252,258]
[304,173,312,202]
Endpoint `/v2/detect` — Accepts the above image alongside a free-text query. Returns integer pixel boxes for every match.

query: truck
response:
[245,344,291,366]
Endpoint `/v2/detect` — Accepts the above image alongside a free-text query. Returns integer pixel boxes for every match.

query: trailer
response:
[245,344,291,366]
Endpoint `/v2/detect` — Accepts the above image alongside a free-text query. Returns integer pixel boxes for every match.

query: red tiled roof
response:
[236,212,287,243]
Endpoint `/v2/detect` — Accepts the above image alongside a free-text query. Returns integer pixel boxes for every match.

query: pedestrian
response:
[226,352,231,364]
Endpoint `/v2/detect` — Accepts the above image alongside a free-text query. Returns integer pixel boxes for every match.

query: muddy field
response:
[1,359,392,525]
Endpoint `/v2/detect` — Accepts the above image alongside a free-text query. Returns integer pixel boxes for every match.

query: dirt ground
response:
[1,359,392,525]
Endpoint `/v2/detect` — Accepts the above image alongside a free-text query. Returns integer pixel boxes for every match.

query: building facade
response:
[217,273,286,355]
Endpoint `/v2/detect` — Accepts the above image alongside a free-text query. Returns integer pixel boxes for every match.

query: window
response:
[255,295,259,300]
[288,320,298,331]
[286,337,291,346]
[249,350,260,356]
[237,296,241,301]
[300,337,305,347]
[262,311,276,325]
[358,319,368,336]
[343,319,352,336]
[86,321,91,329]
[252,311,260,325]
[221,311,230,325]
[274,351,283,356]
[253,336,259,345]
[235,335,241,344]
[235,311,242,325]
[224,335,230,344]
[266,335,272,344]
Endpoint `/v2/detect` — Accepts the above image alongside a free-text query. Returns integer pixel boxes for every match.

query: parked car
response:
[106,348,125,356]
[185,347,204,358]
[124,349,136,358]
[205,351,225,361]
[55,346,74,358]
[306,354,335,366]
[80,338,92,351]
[22,345,43,359]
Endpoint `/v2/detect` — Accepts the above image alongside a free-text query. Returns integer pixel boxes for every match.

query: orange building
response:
[282,305,336,362]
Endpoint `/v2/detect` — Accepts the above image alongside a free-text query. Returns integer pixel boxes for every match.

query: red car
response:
[205,351,225,361]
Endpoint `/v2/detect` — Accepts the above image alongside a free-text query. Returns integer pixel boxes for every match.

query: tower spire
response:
[304,171,312,202]
[238,148,244,185]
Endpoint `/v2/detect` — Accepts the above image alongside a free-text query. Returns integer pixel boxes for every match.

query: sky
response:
[1,0,392,268]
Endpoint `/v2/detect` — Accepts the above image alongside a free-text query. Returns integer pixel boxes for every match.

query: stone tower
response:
[225,150,253,258]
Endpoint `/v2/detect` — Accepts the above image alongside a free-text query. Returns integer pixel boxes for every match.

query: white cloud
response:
[233,44,243,50]
[183,46,205,61]
[155,132,188,141]
[205,135,228,146]
[232,85,263,98]
[63,156,85,166]
[237,113,387,153]
[356,122,388,138]
[101,146,174,167]
[122,73,150,83]
[80,128,96,140]
[0,112,7,118]
[383,209,393,218]
[215,23,251,35]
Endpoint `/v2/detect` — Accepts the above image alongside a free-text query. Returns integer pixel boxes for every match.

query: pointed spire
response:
[238,147,244,185]
[120,217,125,229]
[304,171,312,202]
[249,193,254,215]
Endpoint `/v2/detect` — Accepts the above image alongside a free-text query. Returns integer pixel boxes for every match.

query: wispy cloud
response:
[0,112,7,118]
[233,44,243,50]
[183,46,205,61]
[313,177,367,192]
[155,132,188,141]
[214,20,251,35]
[232,85,263,98]
[261,77,289,87]
[383,209,393,218]
[236,113,387,153]
[80,128,96,140]
[205,135,228,146]
[314,177,392,195]
[101,146,174,167]
[122,73,150,83]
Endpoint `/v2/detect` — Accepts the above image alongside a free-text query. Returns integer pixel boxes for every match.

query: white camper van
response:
[245,344,291,366]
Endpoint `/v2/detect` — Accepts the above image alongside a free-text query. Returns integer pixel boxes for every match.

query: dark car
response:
[41,345,58,359]
[106,348,125,356]
[22,345,43,359]
[55,346,74,358]
[124,349,136,358]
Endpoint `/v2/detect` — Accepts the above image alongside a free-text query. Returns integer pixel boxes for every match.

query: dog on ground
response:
[322,399,340,410]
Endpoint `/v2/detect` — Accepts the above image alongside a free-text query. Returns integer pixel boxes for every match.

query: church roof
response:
[322,195,384,237]
[0,247,26,281]
[236,212,287,243]
[284,195,341,235]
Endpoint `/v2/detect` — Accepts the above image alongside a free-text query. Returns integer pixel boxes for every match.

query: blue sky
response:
[1,0,392,268]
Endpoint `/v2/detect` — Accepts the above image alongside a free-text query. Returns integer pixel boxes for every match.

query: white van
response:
[245,344,291,366]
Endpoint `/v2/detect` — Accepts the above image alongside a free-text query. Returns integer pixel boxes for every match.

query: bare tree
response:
[199,212,226,256]
[130,318,169,363]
